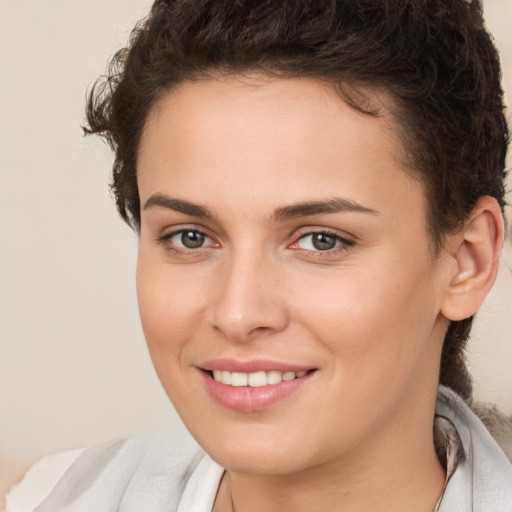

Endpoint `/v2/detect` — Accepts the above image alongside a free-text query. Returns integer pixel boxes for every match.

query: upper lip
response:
[199,358,315,374]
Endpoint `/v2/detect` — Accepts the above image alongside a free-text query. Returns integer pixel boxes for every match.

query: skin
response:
[136,75,465,511]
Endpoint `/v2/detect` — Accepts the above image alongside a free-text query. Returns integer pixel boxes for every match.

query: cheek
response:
[136,250,207,365]
[287,258,444,446]
[293,255,441,375]
[135,257,215,419]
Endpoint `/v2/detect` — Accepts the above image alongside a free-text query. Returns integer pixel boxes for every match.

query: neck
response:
[214,403,445,512]
[229,450,443,512]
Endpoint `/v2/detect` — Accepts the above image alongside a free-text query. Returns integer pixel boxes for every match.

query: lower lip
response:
[200,370,315,413]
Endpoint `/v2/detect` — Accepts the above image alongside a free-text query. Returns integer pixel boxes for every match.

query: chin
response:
[210,445,310,476]
[187,419,321,475]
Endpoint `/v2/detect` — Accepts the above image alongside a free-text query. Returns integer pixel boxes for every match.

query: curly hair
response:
[85,0,508,403]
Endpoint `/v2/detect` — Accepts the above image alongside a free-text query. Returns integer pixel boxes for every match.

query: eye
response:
[292,230,354,253]
[159,228,216,250]
[298,232,338,251]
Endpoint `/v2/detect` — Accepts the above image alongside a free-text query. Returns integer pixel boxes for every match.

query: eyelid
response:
[155,224,355,255]
[288,227,356,253]
[156,225,220,251]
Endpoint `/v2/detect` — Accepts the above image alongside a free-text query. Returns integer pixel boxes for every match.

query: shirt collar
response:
[434,386,512,511]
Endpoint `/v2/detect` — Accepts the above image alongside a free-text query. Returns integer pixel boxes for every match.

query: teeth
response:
[211,369,309,387]
[267,370,283,385]
[231,372,248,387]
[248,371,267,387]
[221,371,232,385]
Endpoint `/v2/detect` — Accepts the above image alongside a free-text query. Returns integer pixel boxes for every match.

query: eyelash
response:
[156,228,216,255]
[156,227,355,256]
[291,229,355,256]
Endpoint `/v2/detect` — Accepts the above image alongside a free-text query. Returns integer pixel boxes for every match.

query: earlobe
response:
[441,196,504,321]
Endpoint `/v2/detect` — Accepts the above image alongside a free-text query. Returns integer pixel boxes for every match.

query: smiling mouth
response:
[206,369,316,387]
[200,366,318,412]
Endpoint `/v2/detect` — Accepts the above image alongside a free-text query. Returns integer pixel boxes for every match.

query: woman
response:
[6,0,512,510]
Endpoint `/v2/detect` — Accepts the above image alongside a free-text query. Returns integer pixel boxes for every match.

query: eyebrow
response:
[271,198,379,222]
[143,194,214,219]
[143,193,378,221]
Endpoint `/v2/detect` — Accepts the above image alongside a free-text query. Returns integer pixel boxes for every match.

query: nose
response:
[210,251,289,343]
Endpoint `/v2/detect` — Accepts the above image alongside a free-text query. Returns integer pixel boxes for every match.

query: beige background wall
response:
[1,0,511,489]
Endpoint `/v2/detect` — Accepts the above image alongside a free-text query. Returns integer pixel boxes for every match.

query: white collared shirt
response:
[5,386,512,512]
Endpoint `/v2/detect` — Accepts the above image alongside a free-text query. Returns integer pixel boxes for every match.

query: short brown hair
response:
[85,0,508,402]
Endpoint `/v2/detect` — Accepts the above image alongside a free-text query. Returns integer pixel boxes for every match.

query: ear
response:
[441,196,504,321]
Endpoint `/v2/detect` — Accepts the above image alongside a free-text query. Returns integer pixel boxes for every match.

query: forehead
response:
[142,75,395,146]
[137,75,425,222]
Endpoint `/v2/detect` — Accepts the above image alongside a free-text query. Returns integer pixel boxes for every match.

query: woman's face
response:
[136,76,453,475]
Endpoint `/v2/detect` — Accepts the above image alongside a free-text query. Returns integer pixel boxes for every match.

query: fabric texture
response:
[434,387,512,511]
[5,386,512,512]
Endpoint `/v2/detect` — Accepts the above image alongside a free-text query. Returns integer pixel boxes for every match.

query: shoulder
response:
[470,401,512,463]
[4,447,86,512]
[436,386,512,511]
[5,435,204,512]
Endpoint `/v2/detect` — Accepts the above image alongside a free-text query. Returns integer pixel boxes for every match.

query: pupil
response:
[182,231,205,248]
[312,233,336,251]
